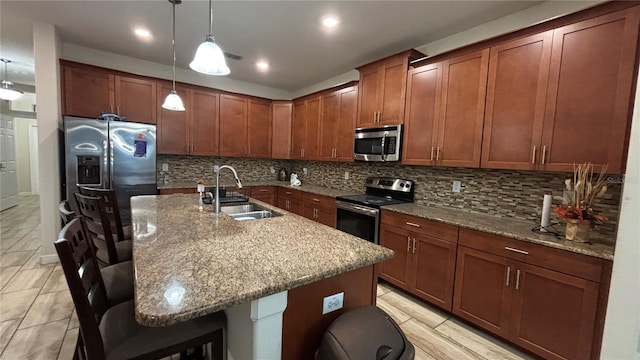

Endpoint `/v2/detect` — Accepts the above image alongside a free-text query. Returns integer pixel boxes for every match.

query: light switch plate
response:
[322,292,344,315]
[270,166,275,174]
[303,167,308,175]
[452,180,462,193]
[162,163,169,172]
[344,171,349,180]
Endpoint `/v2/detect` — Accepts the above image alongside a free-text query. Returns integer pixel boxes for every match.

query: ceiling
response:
[0,1,543,91]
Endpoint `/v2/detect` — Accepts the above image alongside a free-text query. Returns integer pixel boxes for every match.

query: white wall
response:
[600,64,640,359]
[33,22,62,264]
[61,43,293,100]
[13,117,37,194]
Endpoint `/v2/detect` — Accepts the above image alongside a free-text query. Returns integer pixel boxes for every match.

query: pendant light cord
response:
[209,0,213,36]
[172,1,177,91]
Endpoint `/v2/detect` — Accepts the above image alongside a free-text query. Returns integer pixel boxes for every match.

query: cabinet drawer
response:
[278,187,303,200]
[251,186,275,196]
[381,210,458,243]
[302,193,335,211]
[459,228,603,282]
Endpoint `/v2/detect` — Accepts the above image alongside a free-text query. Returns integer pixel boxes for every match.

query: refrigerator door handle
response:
[109,139,114,189]
[103,139,109,188]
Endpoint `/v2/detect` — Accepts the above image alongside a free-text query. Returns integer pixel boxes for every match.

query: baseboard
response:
[18,192,31,196]
[40,254,59,265]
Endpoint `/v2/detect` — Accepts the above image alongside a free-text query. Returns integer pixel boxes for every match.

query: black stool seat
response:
[316,306,415,360]
[101,261,134,306]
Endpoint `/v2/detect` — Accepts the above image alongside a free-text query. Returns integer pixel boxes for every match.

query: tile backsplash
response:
[158,155,621,241]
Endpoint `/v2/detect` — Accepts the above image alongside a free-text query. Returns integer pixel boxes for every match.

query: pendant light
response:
[0,59,24,101]
[162,0,185,111]
[189,0,230,76]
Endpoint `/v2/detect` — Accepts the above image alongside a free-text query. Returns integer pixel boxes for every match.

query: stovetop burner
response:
[336,177,415,209]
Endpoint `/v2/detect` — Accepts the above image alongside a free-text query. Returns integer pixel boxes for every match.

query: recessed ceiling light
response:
[256,61,269,71]
[133,27,152,39]
[321,16,339,28]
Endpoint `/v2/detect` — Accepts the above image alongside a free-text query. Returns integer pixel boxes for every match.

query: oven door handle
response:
[335,200,380,217]
[380,133,387,162]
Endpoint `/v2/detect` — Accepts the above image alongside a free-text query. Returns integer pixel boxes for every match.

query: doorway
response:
[0,116,18,210]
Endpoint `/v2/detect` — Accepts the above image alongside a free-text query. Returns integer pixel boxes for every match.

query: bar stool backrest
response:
[59,200,77,226]
[74,192,119,265]
[55,217,109,360]
[79,187,126,241]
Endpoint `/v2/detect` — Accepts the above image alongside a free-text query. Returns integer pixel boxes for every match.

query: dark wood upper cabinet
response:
[63,62,157,124]
[248,99,272,158]
[541,7,640,174]
[291,96,321,160]
[272,101,293,159]
[481,31,552,170]
[437,49,489,168]
[291,101,306,160]
[320,85,357,161]
[114,76,157,124]
[304,97,321,160]
[63,65,114,118]
[219,94,249,157]
[356,50,424,127]
[189,89,219,156]
[402,62,442,165]
[157,84,189,155]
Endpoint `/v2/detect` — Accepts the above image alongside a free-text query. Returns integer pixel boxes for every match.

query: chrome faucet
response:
[214,165,243,213]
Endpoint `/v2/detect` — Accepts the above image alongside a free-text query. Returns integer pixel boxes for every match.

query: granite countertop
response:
[157,181,357,198]
[382,204,614,260]
[131,194,392,327]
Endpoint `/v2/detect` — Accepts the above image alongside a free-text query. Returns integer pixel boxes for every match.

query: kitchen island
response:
[130,194,393,359]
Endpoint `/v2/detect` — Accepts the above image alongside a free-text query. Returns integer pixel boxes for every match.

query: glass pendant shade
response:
[162,90,185,111]
[0,81,23,101]
[190,35,230,76]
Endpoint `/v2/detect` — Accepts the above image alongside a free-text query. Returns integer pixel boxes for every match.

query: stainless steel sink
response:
[221,203,282,221]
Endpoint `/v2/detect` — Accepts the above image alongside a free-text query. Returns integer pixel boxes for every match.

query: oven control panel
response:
[365,177,413,193]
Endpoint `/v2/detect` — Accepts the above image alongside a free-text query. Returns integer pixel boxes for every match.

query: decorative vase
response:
[564,219,591,242]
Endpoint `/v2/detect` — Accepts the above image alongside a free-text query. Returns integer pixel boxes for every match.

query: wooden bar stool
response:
[56,217,226,360]
[59,200,78,226]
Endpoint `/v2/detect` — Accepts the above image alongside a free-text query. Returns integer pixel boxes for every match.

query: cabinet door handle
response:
[285,191,292,195]
[505,247,529,255]
[430,147,435,161]
[542,145,547,165]
[515,269,521,290]
[405,222,421,228]
[406,237,411,252]
[531,145,537,164]
[117,105,120,115]
[259,189,268,192]
[312,198,320,202]
[506,266,511,287]
[373,112,377,122]
[436,147,441,161]
[412,238,416,253]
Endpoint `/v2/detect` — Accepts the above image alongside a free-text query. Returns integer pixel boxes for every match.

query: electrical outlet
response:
[270,166,275,174]
[162,163,169,172]
[344,171,349,180]
[452,180,462,193]
[303,167,308,175]
[322,292,344,315]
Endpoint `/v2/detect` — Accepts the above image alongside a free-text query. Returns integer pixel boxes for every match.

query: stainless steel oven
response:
[335,177,414,244]
[353,125,402,162]
[336,201,380,244]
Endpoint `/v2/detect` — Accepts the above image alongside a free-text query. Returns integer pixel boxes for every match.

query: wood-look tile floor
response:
[1,195,532,359]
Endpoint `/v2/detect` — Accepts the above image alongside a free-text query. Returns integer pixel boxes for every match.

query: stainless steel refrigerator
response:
[64,116,157,225]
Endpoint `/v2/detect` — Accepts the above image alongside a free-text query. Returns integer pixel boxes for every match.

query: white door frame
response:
[29,124,39,195]
[0,116,19,211]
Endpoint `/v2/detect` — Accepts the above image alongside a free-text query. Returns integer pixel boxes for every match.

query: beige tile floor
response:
[1,195,533,359]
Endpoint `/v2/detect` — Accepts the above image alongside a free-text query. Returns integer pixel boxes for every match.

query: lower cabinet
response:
[379,211,458,311]
[302,193,336,227]
[453,230,602,360]
[276,188,303,215]
[250,186,276,206]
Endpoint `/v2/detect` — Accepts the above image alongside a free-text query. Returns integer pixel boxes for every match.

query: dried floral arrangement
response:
[553,163,608,223]
[196,179,207,185]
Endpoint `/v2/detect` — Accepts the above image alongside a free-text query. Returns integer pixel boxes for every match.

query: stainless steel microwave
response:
[353,125,402,162]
